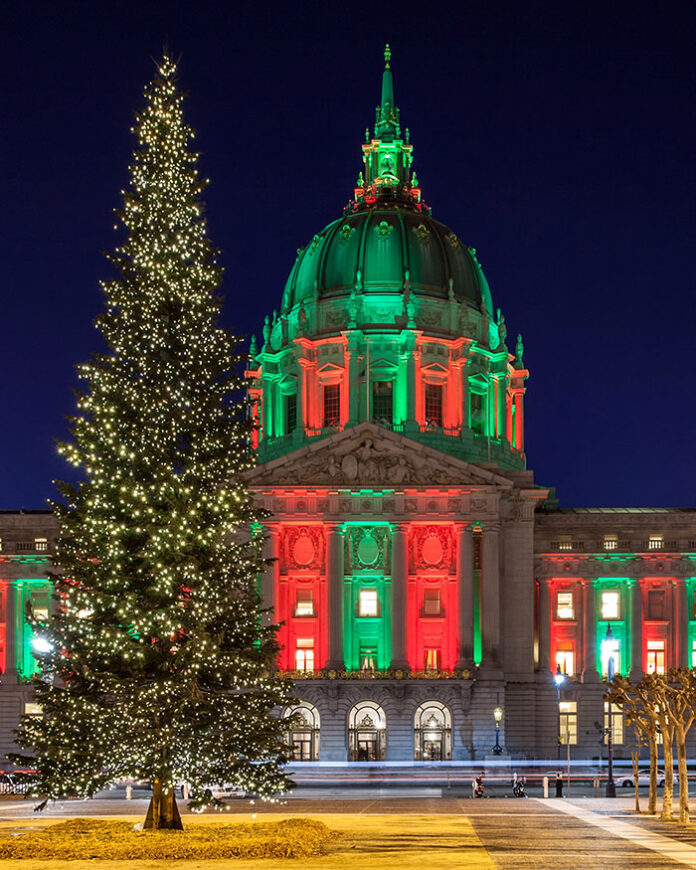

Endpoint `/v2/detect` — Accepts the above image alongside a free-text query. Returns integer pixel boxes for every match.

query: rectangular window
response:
[358,588,378,617]
[424,648,440,671]
[646,640,665,674]
[648,535,664,551]
[372,381,393,424]
[425,383,443,428]
[559,701,578,745]
[647,590,665,621]
[285,392,297,434]
[603,535,618,551]
[322,383,341,428]
[359,643,377,671]
[34,538,48,552]
[555,643,575,677]
[601,590,620,620]
[295,639,314,672]
[423,589,442,616]
[604,702,624,745]
[601,636,620,677]
[556,591,574,620]
[470,390,484,434]
[294,589,314,617]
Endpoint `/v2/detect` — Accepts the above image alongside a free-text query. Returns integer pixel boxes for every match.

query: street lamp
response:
[492,696,503,755]
[554,664,566,761]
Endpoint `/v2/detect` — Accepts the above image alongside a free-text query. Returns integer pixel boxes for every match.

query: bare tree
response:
[606,675,661,815]
[664,669,696,823]
[649,674,675,821]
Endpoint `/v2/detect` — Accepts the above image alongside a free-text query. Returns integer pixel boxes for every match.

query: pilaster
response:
[326,523,345,670]
[583,578,598,682]
[629,578,642,681]
[455,522,474,670]
[480,523,501,674]
[2,581,18,683]
[390,523,409,669]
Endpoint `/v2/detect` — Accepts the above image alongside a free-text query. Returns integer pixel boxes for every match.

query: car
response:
[620,768,666,788]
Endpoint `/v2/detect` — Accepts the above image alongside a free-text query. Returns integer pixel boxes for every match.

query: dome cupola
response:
[248,47,529,472]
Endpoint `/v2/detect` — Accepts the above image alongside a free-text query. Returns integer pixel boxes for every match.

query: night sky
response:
[2,1,695,509]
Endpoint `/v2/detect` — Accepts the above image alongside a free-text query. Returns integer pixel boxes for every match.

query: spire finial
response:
[384,44,391,69]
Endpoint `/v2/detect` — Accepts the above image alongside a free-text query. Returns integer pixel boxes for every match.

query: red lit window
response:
[423,589,442,616]
[295,639,315,672]
[646,640,665,674]
[556,591,574,619]
[424,648,440,671]
[323,384,340,428]
[647,590,665,620]
[555,642,575,676]
[295,589,314,617]
[424,383,443,428]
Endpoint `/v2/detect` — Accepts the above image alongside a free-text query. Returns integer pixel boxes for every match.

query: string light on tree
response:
[11,54,293,830]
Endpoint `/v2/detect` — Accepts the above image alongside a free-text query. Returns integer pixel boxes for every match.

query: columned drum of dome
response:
[247,45,529,473]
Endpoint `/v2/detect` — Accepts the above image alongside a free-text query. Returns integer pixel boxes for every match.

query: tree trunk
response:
[676,724,689,823]
[661,727,674,821]
[144,777,183,830]
[631,749,640,813]
[648,732,657,815]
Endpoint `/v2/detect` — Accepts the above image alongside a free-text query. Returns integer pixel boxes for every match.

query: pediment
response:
[245,423,515,489]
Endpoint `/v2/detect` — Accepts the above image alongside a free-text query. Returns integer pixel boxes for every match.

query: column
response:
[293,376,304,443]
[2,581,18,682]
[261,373,274,439]
[345,335,360,424]
[455,523,474,669]
[583,578,598,681]
[537,578,551,672]
[514,389,524,452]
[390,523,409,670]
[629,579,642,680]
[675,578,688,668]
[481,524,501,667]
[326,524,345,670]
[260,526,279,629]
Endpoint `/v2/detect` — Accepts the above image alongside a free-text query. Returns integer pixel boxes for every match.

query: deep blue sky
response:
[1,1,695,509]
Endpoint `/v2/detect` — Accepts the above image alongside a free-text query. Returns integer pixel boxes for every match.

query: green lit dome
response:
[282,208,493,315]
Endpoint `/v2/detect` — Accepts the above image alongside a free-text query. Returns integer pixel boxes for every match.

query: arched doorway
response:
[348,700,386,761]
[284,702,320,761]
[414,701,452,761]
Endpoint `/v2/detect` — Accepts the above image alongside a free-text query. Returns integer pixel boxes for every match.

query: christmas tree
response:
[11,56,293,829]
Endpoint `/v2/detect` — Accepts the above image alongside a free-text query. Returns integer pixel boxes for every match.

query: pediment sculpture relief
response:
[253,434,485,486]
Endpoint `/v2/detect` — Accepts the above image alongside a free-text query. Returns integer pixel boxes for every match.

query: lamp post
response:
[492,694,503,755]
[554,664,566,761]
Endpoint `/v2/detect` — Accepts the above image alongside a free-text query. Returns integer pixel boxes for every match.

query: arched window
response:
[284,702,320,761]
[348,700,386,761]
[413,701,452,761]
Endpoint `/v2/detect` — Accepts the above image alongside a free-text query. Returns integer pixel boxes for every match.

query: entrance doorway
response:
[414,701,452,761]
[348,701,386,761]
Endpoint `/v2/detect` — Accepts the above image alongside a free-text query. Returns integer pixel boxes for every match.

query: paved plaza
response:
[4,795,696,867]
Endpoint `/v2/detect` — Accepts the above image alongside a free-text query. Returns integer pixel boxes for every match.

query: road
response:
[3,794,696,867]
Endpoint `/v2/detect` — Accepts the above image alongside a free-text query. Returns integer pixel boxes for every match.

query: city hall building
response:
[1,50,695,765]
